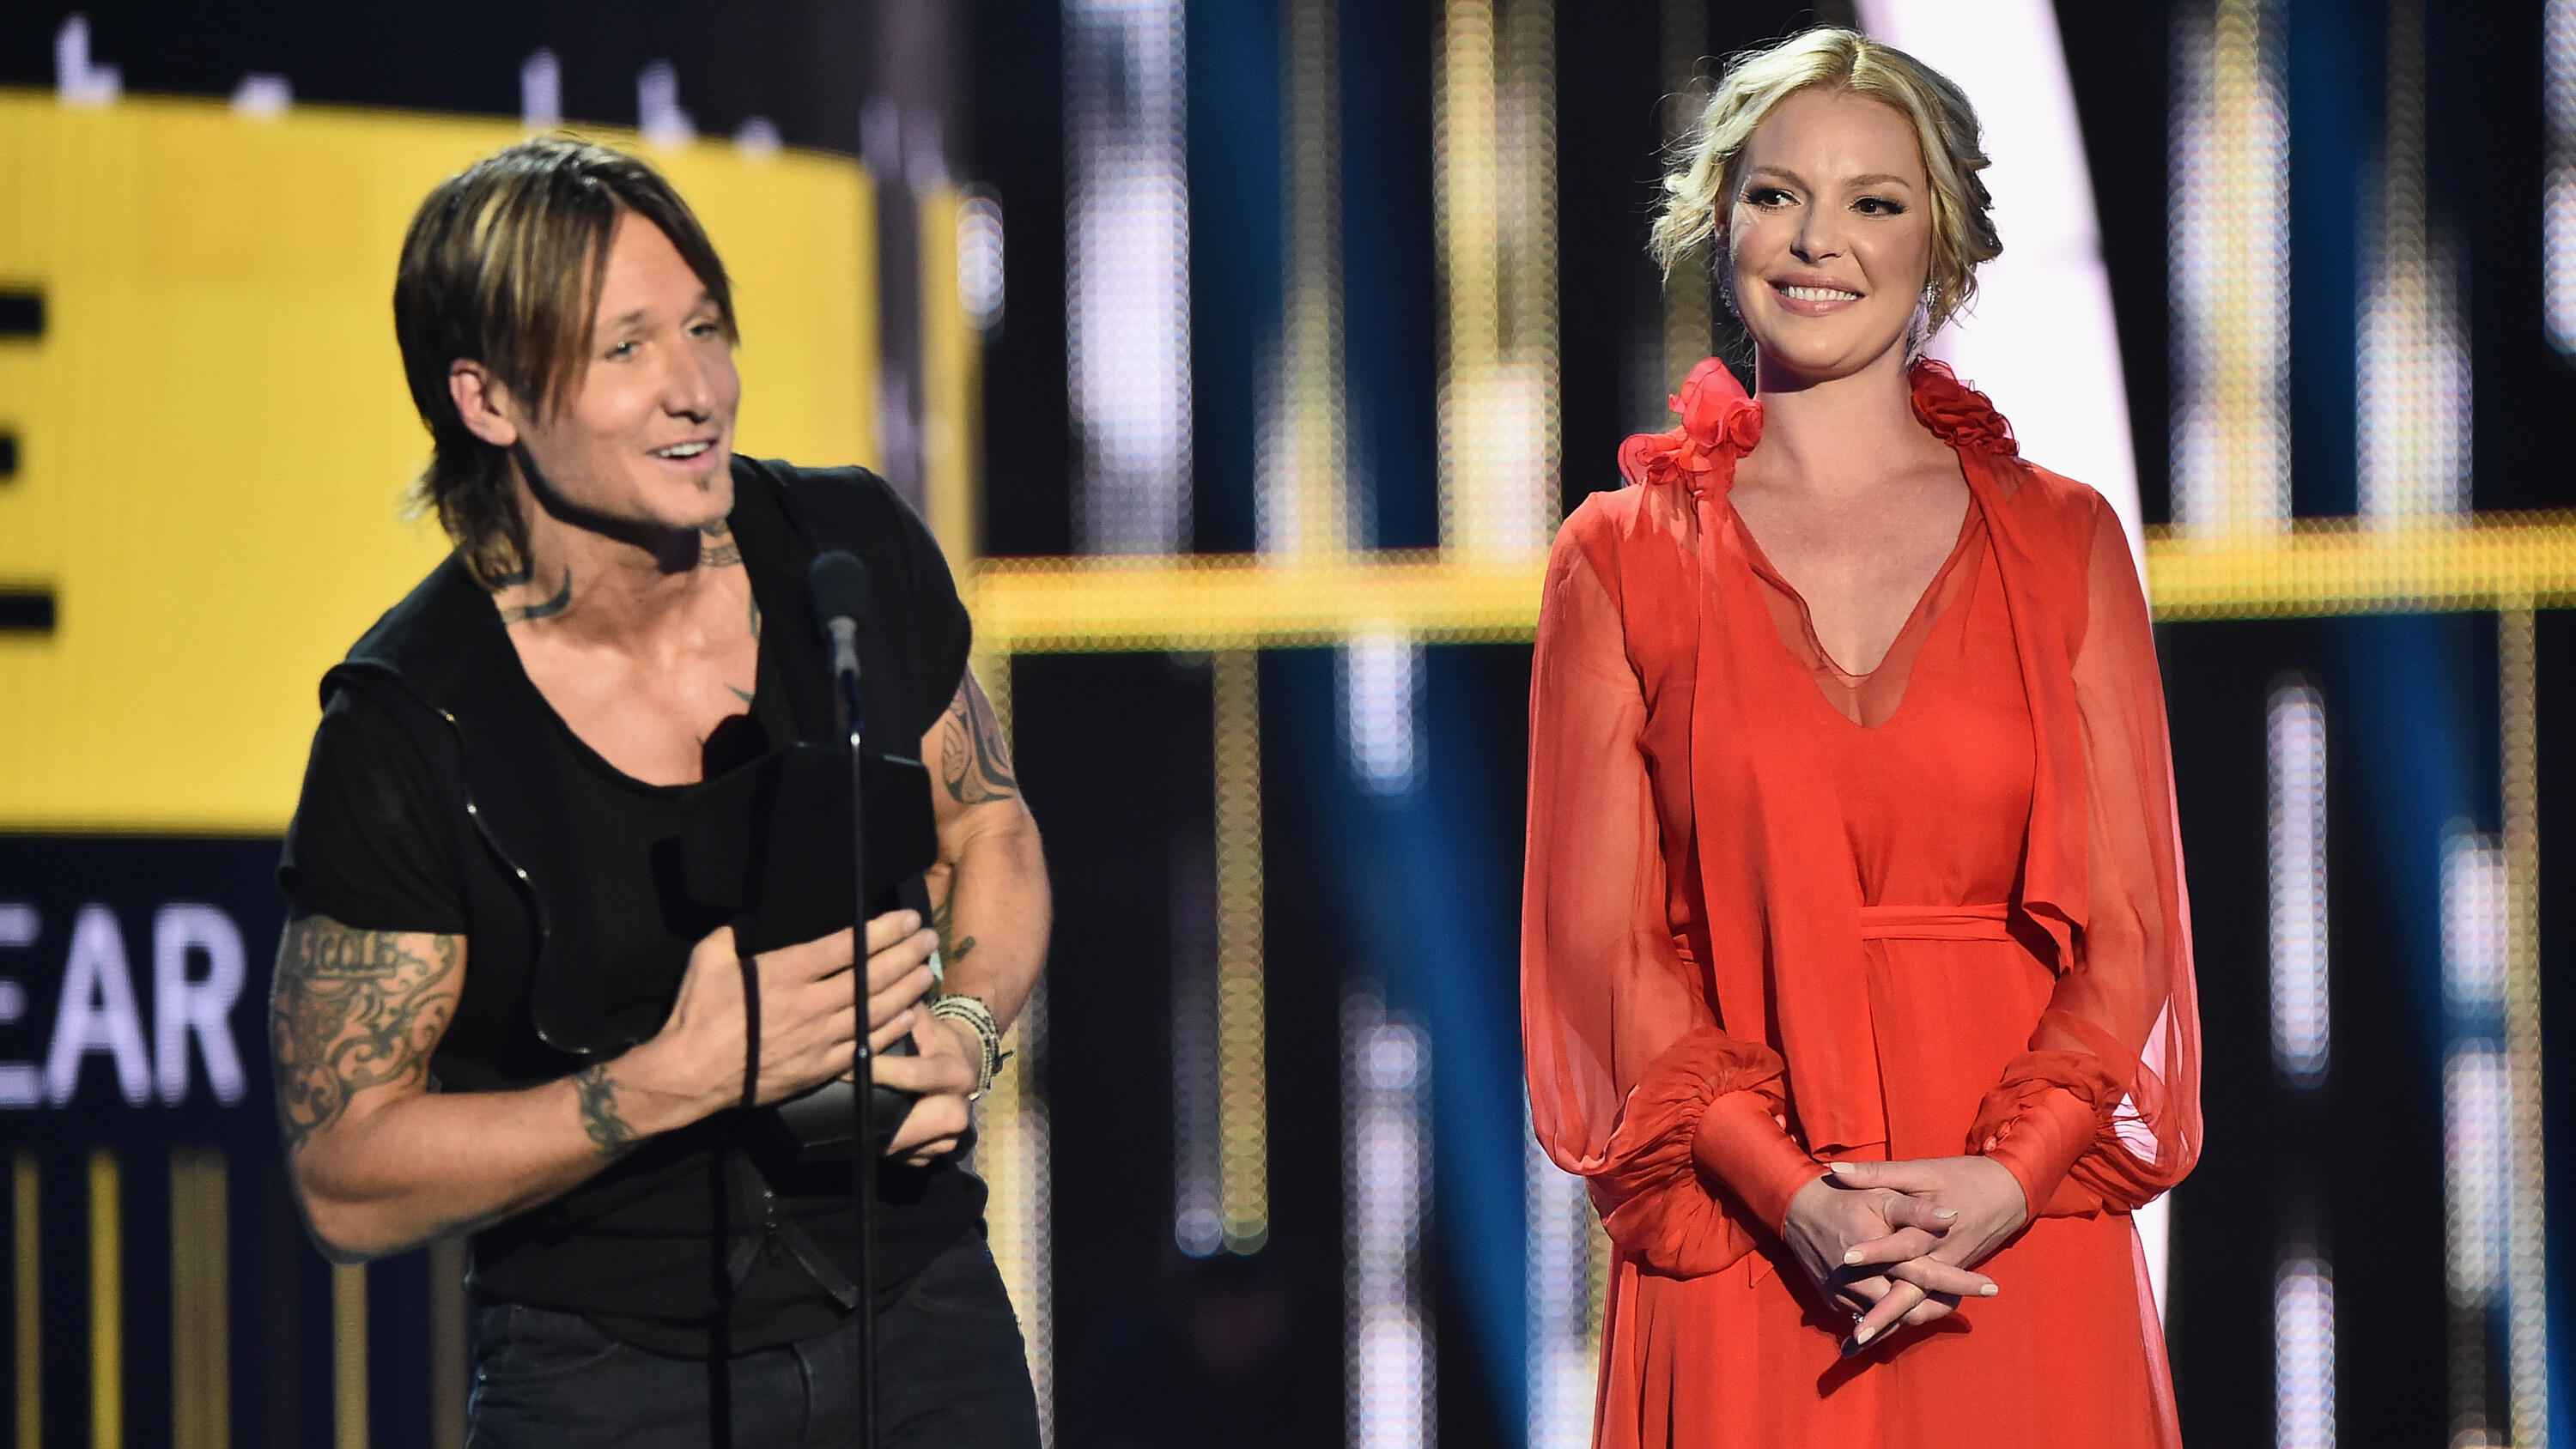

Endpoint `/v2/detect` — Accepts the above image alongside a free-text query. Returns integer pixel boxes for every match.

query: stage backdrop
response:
[0,88,876,1448]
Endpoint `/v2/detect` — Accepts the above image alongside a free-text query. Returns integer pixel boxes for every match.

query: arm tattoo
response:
[270,919,460,1155]
[930,886,979,976]
[726,683,756,707]
[497,568,573,624]
[570,1064,640,1156]
[939,672,1019,806]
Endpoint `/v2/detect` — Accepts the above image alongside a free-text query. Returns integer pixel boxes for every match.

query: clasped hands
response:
[1779,1155,2029,1355]
[629,909,981,1165]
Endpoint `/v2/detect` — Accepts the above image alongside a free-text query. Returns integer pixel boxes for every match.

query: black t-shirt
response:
[280,485,978,1357]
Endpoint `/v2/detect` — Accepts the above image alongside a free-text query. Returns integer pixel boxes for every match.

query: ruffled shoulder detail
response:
[1909,358,2019,456]
[1588,1025,1788,1276]
[1617,357,1763,496]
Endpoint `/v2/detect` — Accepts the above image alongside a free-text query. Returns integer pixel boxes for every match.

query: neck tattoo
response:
[498,567,574,625]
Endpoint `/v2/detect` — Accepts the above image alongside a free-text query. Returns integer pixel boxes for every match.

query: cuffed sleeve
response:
[1971,497,2202,1216]
[1583,1030,1807,1272]
[1524,500,1802,1276]
[1971,1053,2121,1216]
[1692,1081,1826,1234]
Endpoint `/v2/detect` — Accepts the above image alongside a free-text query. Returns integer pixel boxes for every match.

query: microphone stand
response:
[824,616,880,1449]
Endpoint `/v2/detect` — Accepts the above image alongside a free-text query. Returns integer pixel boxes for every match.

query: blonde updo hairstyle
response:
[1650,27,2001,339]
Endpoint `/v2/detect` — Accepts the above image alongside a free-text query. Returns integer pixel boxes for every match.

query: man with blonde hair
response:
[272,136,1047,1446]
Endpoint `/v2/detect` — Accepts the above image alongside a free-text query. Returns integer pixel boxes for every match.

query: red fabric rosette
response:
[1617,358,1763,494]
[1908,358,2020,457]
[1619,356,2020,492]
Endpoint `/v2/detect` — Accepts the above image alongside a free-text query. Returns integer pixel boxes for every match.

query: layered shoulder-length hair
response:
[1649,27,2001,337]
[393,136,738,587]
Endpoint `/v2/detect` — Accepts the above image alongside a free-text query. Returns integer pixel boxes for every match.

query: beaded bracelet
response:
[928,994,1007,1099]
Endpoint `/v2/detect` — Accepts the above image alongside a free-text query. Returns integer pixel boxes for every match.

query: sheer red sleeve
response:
[1523,506,1822,1275]
[1974,500,2203,1216]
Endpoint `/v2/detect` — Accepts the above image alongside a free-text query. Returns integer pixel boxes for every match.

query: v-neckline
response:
[1723,471,1984,731]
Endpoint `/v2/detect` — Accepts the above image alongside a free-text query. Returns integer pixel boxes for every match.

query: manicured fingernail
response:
[1843,1249,1864,1265]
[1934,1209,1959,1219]
[1852,1324,1876,1348]
[1828,1162,1856,1176]
[1979,1283,1999,1297]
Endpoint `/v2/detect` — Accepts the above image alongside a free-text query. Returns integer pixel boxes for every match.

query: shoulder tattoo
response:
[269,918,461,1155]
[939,670,1019,806]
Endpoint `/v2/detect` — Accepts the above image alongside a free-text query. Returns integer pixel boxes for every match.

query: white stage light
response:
[2268,682,2330,1087]
[1065,0,1193,555]
[1346,986,1433,1449]
[1855,0,2144,557]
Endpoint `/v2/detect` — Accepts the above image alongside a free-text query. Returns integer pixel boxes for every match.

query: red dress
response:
[1522,360,2200,1447]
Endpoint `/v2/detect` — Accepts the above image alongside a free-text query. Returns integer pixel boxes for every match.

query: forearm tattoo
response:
[939,672,1019,807]
[570,1064,639,1156]
[270,919,460,1155]
[931,884,979,976]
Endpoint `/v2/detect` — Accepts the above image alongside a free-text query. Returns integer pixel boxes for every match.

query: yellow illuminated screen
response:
[0,89,876,834]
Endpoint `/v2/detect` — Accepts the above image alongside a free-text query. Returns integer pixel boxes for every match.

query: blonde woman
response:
[1522,29,2198,1446]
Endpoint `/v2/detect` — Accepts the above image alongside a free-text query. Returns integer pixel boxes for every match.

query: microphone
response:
[808,550,870,724]
[806,545,892,1442]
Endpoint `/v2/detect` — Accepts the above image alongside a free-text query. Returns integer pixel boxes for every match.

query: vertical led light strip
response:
[1173,829,1223,1257]
[1855,0,2144,550]
[2444,828,2510,1446]
[1064,0,1192,555]
[2269,682,2329,1086]
[1346,985,1433,1449]
[2357,0,2470,523]
[428,1238,465,1449]
[15,1152,37,1449]
[2543,0,2576,353]
[2499,609,2549,1448]
[1261,0,1355,556]
[971,655,1054,1441]
[2171,0,2290,536]
[332,1264,367,1449]
[2267,679,2333,1446]
[2275,1253,2336,1449]
[89,1149,119,1449]
[1213,650,1269,1252]
[1525,1119,1595,1449]
[519,49,560,130]
[1435,0,1558,557]
[169,1147,228,1449]
[983,981,1057,1442]
[1656,0,1712,412]
[920,183,984,568]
